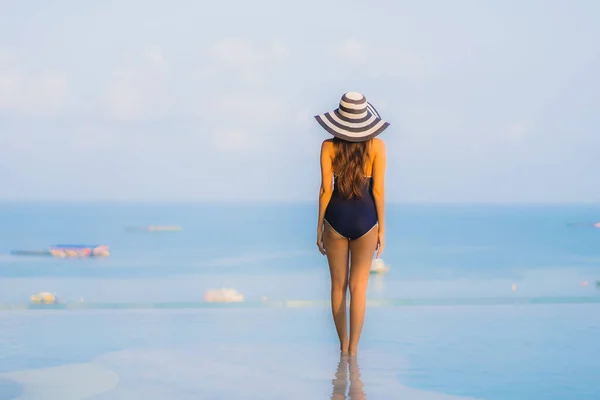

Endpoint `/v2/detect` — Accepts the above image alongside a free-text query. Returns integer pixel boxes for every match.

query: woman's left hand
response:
[316,228,326,255]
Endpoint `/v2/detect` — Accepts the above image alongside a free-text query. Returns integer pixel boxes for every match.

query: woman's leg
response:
[324,222,350,353]
[348,227,378,355]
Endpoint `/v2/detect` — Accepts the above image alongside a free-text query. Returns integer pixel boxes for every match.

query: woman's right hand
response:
[316,227,326,255]
[376,230,384,258]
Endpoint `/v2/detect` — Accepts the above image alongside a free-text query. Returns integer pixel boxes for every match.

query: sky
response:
[0,0,599,203]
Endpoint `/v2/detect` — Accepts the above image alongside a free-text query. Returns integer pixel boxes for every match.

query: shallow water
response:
[1,203,600,399]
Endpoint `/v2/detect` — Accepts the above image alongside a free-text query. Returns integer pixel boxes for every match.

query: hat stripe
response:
[315,116,389,142]
[338,109,368,120]
[340,99,367,111]
[341,93,367,105]
[317,115,387,138]
[325,112,379,131]
[339,104,367,115]
[333,109,372,124]
[366,102,380,118]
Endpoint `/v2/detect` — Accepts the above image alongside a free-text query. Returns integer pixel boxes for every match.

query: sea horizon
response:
[2,199,600,206]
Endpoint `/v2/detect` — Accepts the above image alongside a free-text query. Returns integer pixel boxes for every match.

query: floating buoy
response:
[370,258,390,275]
[204,288,244,303]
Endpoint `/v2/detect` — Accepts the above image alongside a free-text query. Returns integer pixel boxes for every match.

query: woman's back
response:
[323,138,385,240]
[323,137,385,197]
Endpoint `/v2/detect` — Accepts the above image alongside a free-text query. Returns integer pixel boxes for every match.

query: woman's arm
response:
[317,140,334,231]
[371,139,386,256]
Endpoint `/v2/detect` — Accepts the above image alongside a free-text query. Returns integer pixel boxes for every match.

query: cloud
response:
[199,38,291,87]
[204,92,290,154]
[106,47,171,121]
[333,39,368,62]
[211,92,287,125]
[507,121,534,141]
[69,126,117,151]
[192,37,295,153]
[0,52,68,116]
[189,38,297,154]
[210,39,261,67]
[269,38,292,63]
[206,39,265,87]
[210,128,258,153]
[194,66,219,82]
[332,39,426,80]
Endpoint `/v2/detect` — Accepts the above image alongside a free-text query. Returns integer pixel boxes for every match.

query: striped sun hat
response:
[314,92,390,142]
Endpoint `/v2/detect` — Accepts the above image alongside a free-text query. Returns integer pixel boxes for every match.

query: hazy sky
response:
[1,0,599,202]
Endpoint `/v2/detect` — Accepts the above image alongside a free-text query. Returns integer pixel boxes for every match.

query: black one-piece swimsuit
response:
[324,176,378,240]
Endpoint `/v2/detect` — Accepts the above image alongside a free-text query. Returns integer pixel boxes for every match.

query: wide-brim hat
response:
[314,92,390,142]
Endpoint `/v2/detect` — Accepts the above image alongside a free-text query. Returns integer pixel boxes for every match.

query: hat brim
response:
[314,106,390,143]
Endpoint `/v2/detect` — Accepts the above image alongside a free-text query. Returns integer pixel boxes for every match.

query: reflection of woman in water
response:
[315,92,389,355]
[331,353,367,399]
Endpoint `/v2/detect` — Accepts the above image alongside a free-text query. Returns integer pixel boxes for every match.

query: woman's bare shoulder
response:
[321,139,335,152]
[371,138,386,153]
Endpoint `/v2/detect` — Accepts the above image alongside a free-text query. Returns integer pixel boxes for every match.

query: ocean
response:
[1,202,599,399]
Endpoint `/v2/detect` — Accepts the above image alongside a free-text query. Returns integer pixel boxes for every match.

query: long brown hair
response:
[332,138,371,199]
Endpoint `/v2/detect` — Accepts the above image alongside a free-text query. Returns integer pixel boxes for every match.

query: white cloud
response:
[144,47,167,72]
[210,39,261,67]
[195,66,219,81]
[211,92,287,125]
[198,38,292,87]
[332,39,426,80]
[333,39,368,62]
[211,128,258,153]
[269,38,292,63]
[191,39,294,153]
[0,52,68,116]
[209,38,292,67]
[106,47,171,121]
[507,121,534,141]
[69,126,116,151]
[205,92,291,154]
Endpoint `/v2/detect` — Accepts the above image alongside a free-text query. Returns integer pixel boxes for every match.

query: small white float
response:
[204,288,244,303]
[369,258,389,275]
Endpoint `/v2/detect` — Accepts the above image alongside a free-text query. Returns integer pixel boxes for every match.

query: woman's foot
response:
[340,342,349,354]
[348,345,358,356]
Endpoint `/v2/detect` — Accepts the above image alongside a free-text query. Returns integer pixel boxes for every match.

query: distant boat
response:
[125,225,182,232]
[30,292,60,305]
[204,288,244,303]
[567,222,600,228]
[370,258,389,274]
[11,245,110,258]
[29,291,67,309]
[50,245,110,257]
[10,250,51,257]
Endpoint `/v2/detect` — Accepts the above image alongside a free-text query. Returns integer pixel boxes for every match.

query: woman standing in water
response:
[315,92,389,355]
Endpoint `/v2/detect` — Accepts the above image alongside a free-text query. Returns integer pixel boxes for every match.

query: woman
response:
[314,92,389,355]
